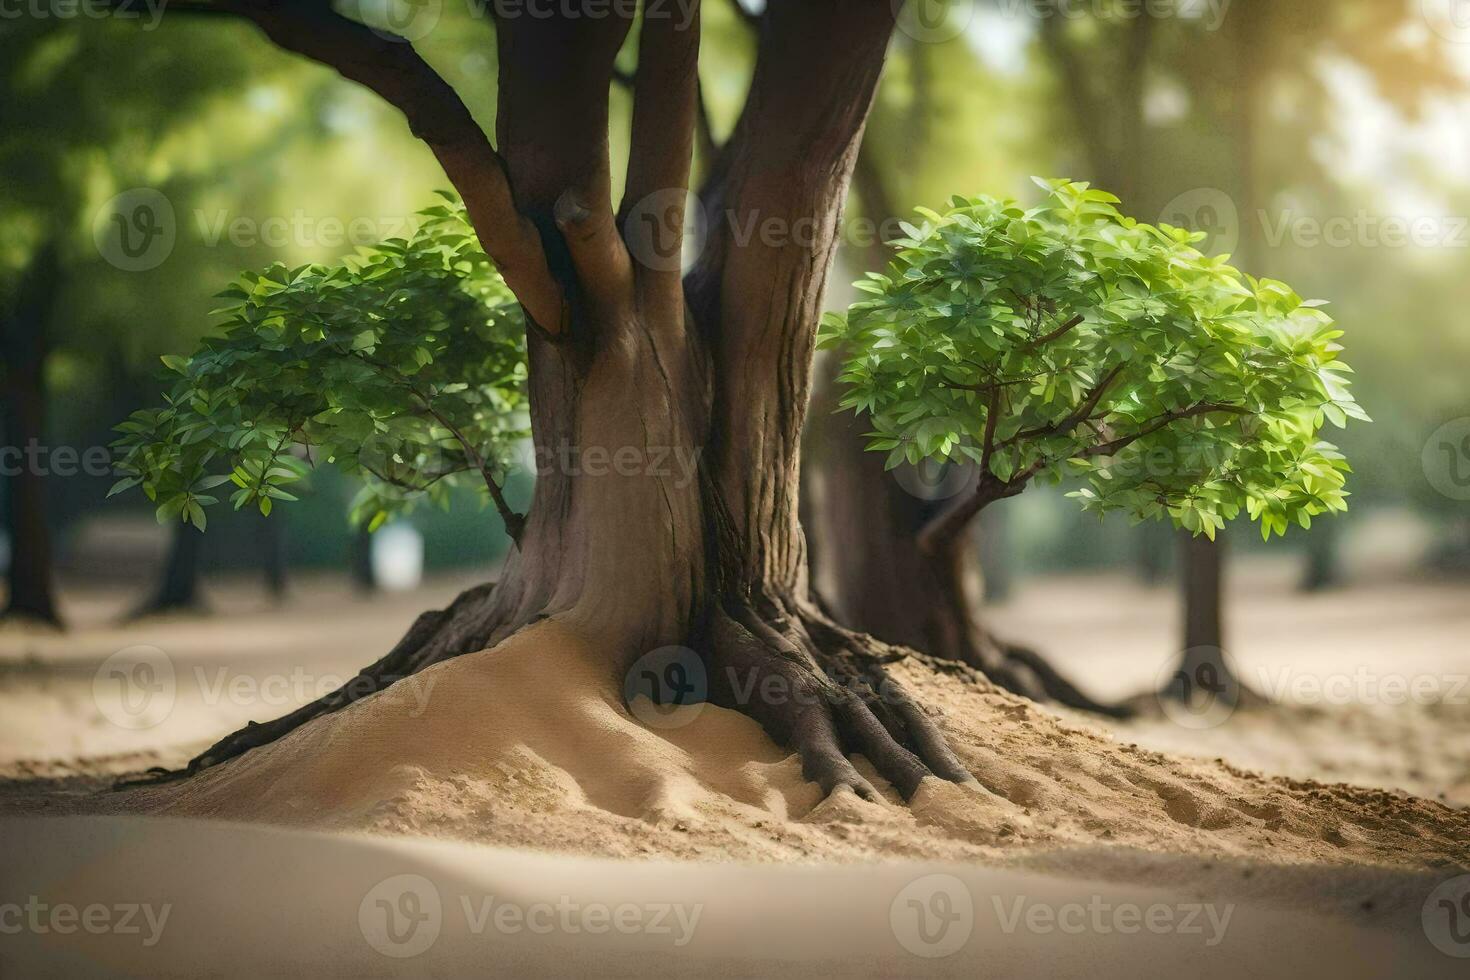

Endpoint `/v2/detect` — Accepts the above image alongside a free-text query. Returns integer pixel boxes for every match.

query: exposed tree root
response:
[1128,645,1273,720]
[115,575,990,803]
[704,593,976,801]
[937,627,1135,721]
[989,640,1137,720]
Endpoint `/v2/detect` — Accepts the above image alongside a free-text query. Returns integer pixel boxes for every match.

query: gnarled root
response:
[114,580,984,806]
[705,593,977,801]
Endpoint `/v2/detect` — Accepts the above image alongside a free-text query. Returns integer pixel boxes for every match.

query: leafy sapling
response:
[821,178,1367,557]
[110,195,532,544]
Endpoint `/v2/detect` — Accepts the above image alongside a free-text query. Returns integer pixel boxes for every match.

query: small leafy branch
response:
[110,194,531,543]
[821,177,1368,553]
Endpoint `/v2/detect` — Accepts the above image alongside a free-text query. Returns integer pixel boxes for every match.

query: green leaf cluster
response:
[821,178,1368,540]
[110,194,528,533]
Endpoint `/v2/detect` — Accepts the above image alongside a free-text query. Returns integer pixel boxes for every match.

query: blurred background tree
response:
[807,0,1467,710]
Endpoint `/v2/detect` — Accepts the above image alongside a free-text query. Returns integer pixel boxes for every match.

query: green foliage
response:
[821,178,1368,541]
[110,195,528,533]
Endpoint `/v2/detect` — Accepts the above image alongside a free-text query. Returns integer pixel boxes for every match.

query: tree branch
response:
[917,401,1251,555]
[622,0,703,318]
[1025,313,1084,350]
[978,387,1001,476]
[140,0,567,335]
[916,472,1024,556]
[1078,403,1250,458]
[414,396,526,547]
[1001,361,1126,447]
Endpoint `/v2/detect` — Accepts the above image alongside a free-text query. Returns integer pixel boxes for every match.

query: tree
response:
[110,0,991,801]
[1034,0,1454,700]
[112,202,528,537]
[0,242,62,625]
[822,183,1362,700]
[805,81,1122,713]
[0,14,268,626]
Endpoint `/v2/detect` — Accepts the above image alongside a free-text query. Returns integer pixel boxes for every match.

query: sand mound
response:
[36,620,1470,868]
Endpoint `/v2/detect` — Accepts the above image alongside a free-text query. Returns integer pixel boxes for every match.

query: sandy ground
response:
[4,560,1466,807]
[1,815,1461,979]
[1,563,1468,975]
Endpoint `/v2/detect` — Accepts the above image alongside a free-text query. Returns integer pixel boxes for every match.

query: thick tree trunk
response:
[130,524,205,619]
[120,0,978,803]
[1,243,62,628]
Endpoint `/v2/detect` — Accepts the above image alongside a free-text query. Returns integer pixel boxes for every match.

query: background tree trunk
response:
[1299,522,1341,592]
[1168,1,1266,689]
[260,516,288,602]
[802,77,1124,716]
[348,527,376,593]
[130,524,205,619]
[1,242,62,627]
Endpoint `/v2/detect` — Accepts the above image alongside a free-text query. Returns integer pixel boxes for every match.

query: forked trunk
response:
[122,0,978,803]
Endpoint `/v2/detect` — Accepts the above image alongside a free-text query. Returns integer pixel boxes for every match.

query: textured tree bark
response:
[121,0,978,802]
[1,243,62,628]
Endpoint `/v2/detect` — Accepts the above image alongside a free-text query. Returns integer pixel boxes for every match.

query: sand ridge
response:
[34,617,1453,870]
